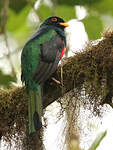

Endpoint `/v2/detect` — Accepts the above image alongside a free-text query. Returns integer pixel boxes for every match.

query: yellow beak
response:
[59,22,69,27]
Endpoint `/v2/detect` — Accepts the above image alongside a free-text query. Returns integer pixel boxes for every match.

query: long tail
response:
[28,86,42,136]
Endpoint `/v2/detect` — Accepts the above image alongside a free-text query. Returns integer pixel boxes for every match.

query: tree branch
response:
[0,31,113,144]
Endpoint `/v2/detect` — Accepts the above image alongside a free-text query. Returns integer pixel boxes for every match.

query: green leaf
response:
[56,0,102,6]
[0,70,16,88]
[82,15,103,40]
[56,5,76,21]
[7,5,31,32]
[38,4,76,22]
[6,5,32,43]
[38,4,53,21]
[57,0,76,6]
[76,0,102,5]
[88,0,113,16]
[88,130,107,150]
[9,0,27,13]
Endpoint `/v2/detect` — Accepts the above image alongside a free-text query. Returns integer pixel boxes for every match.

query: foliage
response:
[1,0,113,42]
[7,5,32,43]
[9,0,36,13]
[9,0,28,13]
[0,70,16,88]
[38,4,76,21]
[38,4,53,21]
[56,5,76,21]
[82,15,103,40]
[88,130,107,150]
[56,0,102,6]
[88,0,113,16]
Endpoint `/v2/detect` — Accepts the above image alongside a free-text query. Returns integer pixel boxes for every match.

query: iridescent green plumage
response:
[21,29,57,90]
[21,30,58,135]
[21,16,67,135]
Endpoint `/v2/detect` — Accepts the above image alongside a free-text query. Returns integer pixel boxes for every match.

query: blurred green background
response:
[0,0,113,88]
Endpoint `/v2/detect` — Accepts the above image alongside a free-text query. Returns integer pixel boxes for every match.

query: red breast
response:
[60,40,66,60]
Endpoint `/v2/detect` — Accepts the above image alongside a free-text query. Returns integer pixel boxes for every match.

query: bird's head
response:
[40,16,69,30]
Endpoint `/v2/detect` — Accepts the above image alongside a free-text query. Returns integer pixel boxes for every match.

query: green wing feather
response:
[21,29,57,90]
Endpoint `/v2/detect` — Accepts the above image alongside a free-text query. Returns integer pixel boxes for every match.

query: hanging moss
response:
[0,30,113,149]
[59,31,113,107]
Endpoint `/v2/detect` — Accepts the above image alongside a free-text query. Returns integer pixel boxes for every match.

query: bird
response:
[21,16,69,136]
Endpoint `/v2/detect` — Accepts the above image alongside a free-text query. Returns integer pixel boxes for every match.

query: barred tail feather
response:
[28,87,42,136]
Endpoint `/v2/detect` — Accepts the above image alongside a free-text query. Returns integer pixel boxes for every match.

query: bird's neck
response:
[40,25,65,38]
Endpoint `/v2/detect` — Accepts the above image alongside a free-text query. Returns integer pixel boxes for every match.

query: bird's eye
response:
[51,17,57,22]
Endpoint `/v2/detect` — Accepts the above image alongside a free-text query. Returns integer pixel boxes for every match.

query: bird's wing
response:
[21,29,65,87]
[32,30,64,84]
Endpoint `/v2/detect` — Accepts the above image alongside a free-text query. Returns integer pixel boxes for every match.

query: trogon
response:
[21,16,69,135]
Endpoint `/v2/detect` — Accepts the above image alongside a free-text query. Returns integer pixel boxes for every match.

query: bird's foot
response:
[51,77,64,86]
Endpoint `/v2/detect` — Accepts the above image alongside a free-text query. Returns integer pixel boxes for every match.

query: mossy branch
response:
[0,31,113,148]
